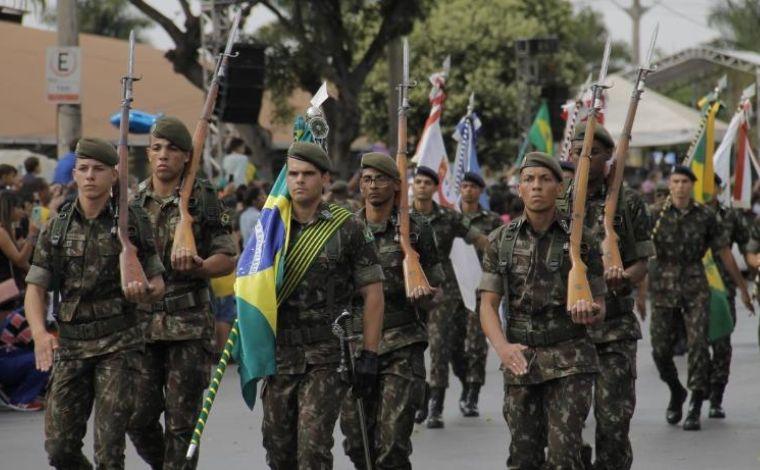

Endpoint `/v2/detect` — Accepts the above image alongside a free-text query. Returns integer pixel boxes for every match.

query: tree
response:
[360,0,629,167]
[708,0,760,51]
[42,0,152,42]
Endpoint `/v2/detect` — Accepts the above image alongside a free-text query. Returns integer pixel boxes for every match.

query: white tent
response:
[603,73,727,148]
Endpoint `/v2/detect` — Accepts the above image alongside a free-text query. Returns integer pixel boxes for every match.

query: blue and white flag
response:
[452,110,488,208]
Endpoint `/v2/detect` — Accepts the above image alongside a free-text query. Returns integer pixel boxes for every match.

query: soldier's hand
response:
[498,342,528,376]
[740,287,755,316]
[352,350,379,399]
[172,248,204,273]
[33,331,59,372]
[636,299,647,322]
[413,286,442,310]
[123,280,149,303]
[604,266,629,291]
[569,299,602,325]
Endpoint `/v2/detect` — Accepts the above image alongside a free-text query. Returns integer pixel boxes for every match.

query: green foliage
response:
[359,0,629,166]
[43,0,152,42]
[708,0,760,51]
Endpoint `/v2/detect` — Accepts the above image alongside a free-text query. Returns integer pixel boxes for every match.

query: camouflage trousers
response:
[592,339,637,470]
[651,293,710,394]
[709,294,736,388]
[464,307,488,385]
[45,349,138,470]
[127,340,211,470]
[504,373,593,470]
[428,294,466,389]
[340,344,426,470]
[262,364,348,469]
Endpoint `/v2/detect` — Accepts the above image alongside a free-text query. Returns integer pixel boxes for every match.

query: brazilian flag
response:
[517,100,553,165]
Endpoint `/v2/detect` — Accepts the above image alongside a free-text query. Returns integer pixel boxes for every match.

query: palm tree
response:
[708,0,760,51]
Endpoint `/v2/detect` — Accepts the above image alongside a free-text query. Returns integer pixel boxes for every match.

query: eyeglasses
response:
[361,175,393,187]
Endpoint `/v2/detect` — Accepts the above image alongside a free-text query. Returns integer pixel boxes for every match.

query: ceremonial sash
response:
[277,203,352,304]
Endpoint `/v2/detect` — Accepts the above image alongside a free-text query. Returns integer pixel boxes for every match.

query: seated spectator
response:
[0,164,19,190]
[0,309,49,411]
[0,191,37,316]
[52,138,78,186]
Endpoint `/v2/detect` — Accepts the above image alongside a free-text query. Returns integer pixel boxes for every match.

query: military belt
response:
[506,324,586,347]
[605,296,634,319]
[145,287,211,314]
[58,312,137,341]
[277,325,335,346]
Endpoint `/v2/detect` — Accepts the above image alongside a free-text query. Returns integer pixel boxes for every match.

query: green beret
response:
[572,122,615,149]
[151,116,192,152]
[330,180,349,193]
[520,152,563,182]
[75,137,118,167]
[287,141,332,172]
[361,152,400,180]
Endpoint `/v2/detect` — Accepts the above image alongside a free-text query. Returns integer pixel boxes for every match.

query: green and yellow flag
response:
[517,100,553,165]
[689,99,733,342]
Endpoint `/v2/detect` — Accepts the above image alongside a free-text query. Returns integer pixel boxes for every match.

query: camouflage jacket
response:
[746,214,760,254]
[583,186,654,343]
[478,211,604,385]
[25,199,164,360]
[133,177,237,342]
[713,205,750,294]
[649,199,730,307]
[357,208,444,355]
[462,206,502,262]
[411,201,481,293]
[276,203,384,374]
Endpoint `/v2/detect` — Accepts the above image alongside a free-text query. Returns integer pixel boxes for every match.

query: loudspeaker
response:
[215,43,266,124]
[540,84,570,142]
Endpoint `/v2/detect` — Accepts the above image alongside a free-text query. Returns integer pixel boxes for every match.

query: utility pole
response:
[615,0,651,66]
[56,0,81,157]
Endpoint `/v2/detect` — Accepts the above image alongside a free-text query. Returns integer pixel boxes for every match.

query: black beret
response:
[671,165,697,182]
[415,166,439,185]
[361,152,400,180]
[287,141,332,172]
[560,161,576,172]
[463,171,486,188]
[573,122,615,149]
[520,152,563,182]
[75,137,118,167]
[151,116,192,152]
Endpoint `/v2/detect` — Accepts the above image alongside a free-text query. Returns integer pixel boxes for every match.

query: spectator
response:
[52,138,78,186]
[0,164,19,190]
[222,137,249,186]
[0,309,49,411]
[20,157,41,186]
[0,191,37,315]
[239,185,264,247]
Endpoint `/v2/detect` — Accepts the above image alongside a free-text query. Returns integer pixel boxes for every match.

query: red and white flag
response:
[713,100,754,208]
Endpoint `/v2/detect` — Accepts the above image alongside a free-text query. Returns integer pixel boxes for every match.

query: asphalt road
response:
[2,304,759,469]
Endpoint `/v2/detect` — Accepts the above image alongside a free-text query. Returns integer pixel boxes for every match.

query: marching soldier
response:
[410,165,487,428]
[649,165,752,431]
[262,142,385,469]
[570,124,654,469]
[458,171,502,416]
[127,116,238,469]
[340,152,444,469]
[25,138,165,469]
[479,152,605,469]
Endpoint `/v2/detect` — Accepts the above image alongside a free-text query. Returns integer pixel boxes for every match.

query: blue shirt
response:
[52,152,76,185]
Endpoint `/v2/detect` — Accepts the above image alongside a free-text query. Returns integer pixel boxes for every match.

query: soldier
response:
[327,179,362,212]
[262,142,384,469]
[707,175,751,418]
[570,124,654,470]
[458,171,502,416]
[649,165,752,431]
[479,152,605,469]
[340,152,444,469]
[127,116,238,469]
[24,137,165,469]
[410,165,487,428]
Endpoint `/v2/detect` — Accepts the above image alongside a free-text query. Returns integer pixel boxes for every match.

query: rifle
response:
[171,11,241,259]
[559,73,592,162]
[117,30,149,293]
[395,38,431,298]
[601,25,658,272]
[566,39,611,310]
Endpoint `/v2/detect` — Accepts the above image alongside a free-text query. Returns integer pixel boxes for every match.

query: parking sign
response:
[46,46,81,104]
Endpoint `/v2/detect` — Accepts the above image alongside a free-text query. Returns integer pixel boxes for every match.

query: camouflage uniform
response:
[128,178,237,470]
[746,215,760,347]
[340,209,444,469]
[478,212,605,469]
[583,186,653,470]
[25,200,164,470]
[709,206,749,397]
[262,202,383,470]
[649,200,729,398]
[410,201,481,391]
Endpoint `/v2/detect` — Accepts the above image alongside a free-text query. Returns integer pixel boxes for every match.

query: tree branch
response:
[129,0,185,46]
[259,0,294,30]
[178,0,193,22]
[352,0,408,85]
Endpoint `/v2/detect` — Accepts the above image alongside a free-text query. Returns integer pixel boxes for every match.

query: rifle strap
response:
[49,202,76,315]
[277,203,352,305]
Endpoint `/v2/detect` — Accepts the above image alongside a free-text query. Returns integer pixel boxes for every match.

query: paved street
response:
[2,305,759,469]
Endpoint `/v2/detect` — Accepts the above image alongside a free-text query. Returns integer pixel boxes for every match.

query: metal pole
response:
[56,0,81,157]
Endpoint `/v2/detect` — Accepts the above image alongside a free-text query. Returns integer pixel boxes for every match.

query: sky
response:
[21,0,720,58]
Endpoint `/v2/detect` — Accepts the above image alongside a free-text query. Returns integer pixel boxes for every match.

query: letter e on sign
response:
[46,46,81,104]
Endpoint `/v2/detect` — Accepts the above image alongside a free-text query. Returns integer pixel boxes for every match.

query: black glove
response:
[352,350,379,399]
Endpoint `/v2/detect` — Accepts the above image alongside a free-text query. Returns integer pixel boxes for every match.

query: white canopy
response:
[603,73,727,148]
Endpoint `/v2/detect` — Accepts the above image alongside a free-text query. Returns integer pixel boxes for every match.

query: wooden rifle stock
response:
[118,31,149,292]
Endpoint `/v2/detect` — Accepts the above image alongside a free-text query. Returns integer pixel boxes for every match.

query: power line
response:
[651,0,713,31]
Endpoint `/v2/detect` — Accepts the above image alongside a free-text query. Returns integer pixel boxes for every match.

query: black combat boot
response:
[666,379,688,425]
[709,384,726,419]
[683,391,704,431]
[462,383,481,417]
[458,383,469,416]
[426,387,445,429]
[414,383,430,424]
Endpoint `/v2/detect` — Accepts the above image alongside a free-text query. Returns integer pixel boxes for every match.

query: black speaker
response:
[540,84,570,143]
[215,43,266,124]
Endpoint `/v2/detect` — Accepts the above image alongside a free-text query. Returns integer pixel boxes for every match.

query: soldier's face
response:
[518,167,561,213]
[460,181,482,204]
[413,175,437,201]
[669,174,693,201]
[570,139,612,187]
[360,168,397,206]
[73,158,118,200]
[286,157,329,205]
[147,136,190,182]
